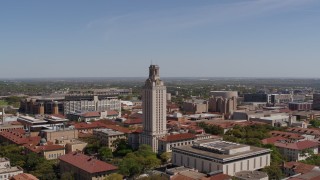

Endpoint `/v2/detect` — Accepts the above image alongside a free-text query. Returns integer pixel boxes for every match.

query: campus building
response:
[139,65,167,152]
[172,140,271,176]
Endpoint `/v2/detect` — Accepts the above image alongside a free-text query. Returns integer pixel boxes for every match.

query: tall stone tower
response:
[140,65,167,152]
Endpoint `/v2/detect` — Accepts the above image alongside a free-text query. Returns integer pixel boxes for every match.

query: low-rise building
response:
[41,128,78,142]
[172,140,271,176]
[93,129,126,151]
[274,140,318,161]
[23,139,65,160]
[282,161,317,177]
[0,158,23,180]
[158,133,196,153]
[65,139,88,153]
[249,115,294,127]
[59,152,118,180]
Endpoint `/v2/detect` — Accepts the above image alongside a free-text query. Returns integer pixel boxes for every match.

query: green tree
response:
[61,172,75,180]
[301,154,320,166]
[262,165,283,180]
[159,152,171,164]
[25,153,45,172]
[113,139,133,157]
[119,145,161,177]
[309,119,320,128]
[105,173,123,180]
[82,136,101,155]
[31,160,58,180]
[98,147,113,161]
[119,154,143,177]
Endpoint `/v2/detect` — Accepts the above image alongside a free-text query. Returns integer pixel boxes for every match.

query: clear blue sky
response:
[1,0,320,78]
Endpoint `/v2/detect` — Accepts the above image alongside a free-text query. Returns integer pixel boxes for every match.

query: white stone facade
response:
[172,140,271,176]
[140,65,167,152]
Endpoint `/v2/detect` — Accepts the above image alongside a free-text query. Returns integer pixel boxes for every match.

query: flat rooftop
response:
[18,116,47,124]
[173,140,270,162]
[94,128,124,136]
[259,115,289,120]
[0,157,9,162]
[235,171,268,180]
[0,166,23,174]
[193,140,250,155]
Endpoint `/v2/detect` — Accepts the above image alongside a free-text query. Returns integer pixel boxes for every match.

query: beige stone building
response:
[65,139,88,153]
[93,128,126,151]
[183,100,208,114]
[172,140,271,176]
[140,65,167,153]
[59,152,118,180]
[24,141,65,160]
[0,158,23,180]
[41,128,78,142]
[208,91,238,115]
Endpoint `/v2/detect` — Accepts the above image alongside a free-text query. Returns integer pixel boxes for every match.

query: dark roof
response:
[159,133,196,142]
[59,153,118,174]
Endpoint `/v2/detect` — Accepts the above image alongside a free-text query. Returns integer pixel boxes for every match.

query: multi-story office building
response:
[313,94,320,110]
[19,96,64,115]
[244,94,270,103]
[64,96,121,115]
[140,65,167,153]
[289,102,313,111]
[172,140,271,176]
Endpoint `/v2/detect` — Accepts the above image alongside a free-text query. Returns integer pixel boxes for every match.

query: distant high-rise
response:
[140,65,167,152]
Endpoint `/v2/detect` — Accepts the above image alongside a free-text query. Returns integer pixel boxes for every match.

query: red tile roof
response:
[287,128,320,136]
[104,124,131,134]
[0,131,40,145]
[24,144,65,153]
[275,140,319,150]
[283,162,316,174]
[59,153,118,174]
[270,131,304,140]
[159,133,196,142]
[124,118,143,125]
[11,173,39,180]
[171,174,194,180]
[73,121,107,129]
[261,136,288,145]
[107,110,118,116]
[81,111,100,118]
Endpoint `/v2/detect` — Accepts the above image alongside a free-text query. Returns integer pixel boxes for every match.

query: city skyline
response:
[1,0,320,78]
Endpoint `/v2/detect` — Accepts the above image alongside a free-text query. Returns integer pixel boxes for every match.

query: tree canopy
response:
[119,144,161,177]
